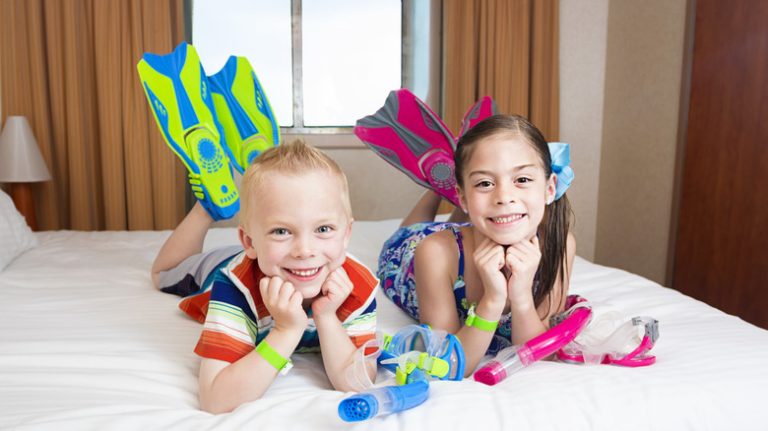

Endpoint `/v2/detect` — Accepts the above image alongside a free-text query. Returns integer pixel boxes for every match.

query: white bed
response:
[1,219,767,430]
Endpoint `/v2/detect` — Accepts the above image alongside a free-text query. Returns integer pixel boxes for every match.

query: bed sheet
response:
[1,220,767,430]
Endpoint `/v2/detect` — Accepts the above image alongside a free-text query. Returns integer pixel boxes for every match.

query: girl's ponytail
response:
[535,194,572,312]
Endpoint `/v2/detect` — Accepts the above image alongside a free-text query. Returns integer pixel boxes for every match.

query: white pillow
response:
[0,188,38,270]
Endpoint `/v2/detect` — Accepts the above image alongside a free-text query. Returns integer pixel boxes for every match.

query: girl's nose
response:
[495,183,517,205]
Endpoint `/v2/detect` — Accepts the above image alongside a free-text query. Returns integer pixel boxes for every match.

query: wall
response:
[559,0,609,261]
[212,133,424,228]
[560,0,688,284]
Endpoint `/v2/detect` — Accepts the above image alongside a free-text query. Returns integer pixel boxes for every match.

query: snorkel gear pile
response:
[338,324,465,422]
[474,295,660,386]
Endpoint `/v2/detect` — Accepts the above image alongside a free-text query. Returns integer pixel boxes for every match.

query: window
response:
[191,0,402,131]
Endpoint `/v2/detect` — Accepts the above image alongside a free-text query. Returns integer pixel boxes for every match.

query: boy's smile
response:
[240,169,352,299]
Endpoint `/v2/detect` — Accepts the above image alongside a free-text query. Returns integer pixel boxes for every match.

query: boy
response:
[152,140,378,413]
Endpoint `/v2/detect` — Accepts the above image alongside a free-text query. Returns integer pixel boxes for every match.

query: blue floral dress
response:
[377,222,514,354]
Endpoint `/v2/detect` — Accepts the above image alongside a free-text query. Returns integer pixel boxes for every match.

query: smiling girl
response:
[377,114,575,375]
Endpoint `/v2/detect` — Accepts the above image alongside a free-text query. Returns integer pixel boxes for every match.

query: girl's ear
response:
[456,186,469,213]
[238,226,258,259]
[546,173,558,205]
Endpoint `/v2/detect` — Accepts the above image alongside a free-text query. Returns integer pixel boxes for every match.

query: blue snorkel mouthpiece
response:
[338,380,430,422]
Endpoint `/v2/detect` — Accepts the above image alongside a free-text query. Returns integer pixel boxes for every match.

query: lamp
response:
[0,116,52,231]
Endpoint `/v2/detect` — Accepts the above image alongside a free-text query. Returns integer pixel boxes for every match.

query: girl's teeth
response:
[492,215,522,223]
[290,268,320,277]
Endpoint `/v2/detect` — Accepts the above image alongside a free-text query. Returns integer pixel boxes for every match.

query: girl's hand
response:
[259,276,308,333]
[473,235,508,307]
[504,236,542,307]
[311,267,353,319]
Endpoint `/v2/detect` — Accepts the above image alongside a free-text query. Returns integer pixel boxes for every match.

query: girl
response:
[377,114,575,375]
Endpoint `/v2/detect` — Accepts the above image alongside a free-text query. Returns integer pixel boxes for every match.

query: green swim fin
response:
[137,42,239,220]
[208,56,281,173]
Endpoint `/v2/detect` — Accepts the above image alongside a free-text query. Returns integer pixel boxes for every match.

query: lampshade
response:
[0,116,52,182]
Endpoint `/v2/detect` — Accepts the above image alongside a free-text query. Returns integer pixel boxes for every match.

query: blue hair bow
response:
[548,142,574,200]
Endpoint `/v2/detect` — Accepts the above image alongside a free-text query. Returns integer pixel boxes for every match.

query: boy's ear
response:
[238,226,258,259]
[343,218,354,250]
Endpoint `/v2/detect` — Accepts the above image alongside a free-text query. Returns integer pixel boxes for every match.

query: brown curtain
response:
[0,0,187,231]
[443,0,559,141]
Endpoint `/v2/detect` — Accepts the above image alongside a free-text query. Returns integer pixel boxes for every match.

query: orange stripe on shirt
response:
[195,329,253,363]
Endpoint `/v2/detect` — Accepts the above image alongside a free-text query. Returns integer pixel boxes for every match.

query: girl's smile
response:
[488,213,527,226]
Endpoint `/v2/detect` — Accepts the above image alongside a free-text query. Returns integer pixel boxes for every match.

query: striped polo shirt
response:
[179,251,378,363]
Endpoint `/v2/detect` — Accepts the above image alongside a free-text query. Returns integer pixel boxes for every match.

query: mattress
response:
[1,219,766,430]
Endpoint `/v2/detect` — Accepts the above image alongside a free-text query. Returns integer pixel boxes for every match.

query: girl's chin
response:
[480,229,534,246]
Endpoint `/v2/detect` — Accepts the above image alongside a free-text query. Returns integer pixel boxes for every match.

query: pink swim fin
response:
[354,89,460,207]
[458,96,498,138]
[355,90,499,208]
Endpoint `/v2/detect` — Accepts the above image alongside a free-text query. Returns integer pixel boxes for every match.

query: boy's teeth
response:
[492,215,523,223]
[290,267,320,277]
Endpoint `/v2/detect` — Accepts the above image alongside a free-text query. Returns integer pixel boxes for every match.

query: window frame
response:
[186,0,441,145]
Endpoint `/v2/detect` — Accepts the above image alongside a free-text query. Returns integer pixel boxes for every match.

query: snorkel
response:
[474,301,592,385]
[474,295,660,386]
[338,324,465,422]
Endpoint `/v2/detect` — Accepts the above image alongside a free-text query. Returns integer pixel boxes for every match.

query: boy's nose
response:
[291,237,315,259]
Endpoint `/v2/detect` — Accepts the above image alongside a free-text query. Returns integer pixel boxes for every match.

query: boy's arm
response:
[198,327,303,414]
[314,314,369,391]
[312,267,376,391]
[197,275,308,413]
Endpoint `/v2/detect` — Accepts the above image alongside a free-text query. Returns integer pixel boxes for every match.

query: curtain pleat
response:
[0,0,186,231]
[443,0,559,141]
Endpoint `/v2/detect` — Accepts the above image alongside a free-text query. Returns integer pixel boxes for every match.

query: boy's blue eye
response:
[317,225,334,234]
[271,228,289,236]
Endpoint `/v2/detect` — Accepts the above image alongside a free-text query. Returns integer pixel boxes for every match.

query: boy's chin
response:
[296,283,323,299]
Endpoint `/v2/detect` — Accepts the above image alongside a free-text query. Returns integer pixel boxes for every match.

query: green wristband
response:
[465,304,499,332]
[255,340,293,375]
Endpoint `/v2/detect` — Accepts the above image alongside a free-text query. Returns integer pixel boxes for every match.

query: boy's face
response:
[239,169,352,299]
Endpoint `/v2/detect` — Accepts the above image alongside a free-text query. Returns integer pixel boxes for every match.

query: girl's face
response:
[457,134,556,246]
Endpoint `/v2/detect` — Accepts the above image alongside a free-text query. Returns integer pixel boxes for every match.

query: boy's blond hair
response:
[239,139,352,226]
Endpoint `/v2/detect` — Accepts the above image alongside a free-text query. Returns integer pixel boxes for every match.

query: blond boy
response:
[152,140,377,413]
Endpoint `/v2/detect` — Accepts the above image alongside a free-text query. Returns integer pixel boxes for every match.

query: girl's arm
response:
[414,232,506,376]
[509,232,576,345]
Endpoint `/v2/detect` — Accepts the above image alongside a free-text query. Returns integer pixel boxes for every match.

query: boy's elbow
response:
[200,399,232,415]
[199,388,264,414]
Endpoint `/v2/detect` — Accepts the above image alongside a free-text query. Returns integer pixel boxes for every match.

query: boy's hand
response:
[473,235,508,308]
[504,236,542,307]
[311,267,353,319]
[259,276,308,333]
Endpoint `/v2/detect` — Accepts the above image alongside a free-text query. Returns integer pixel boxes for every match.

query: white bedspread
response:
[1,220,767,430]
